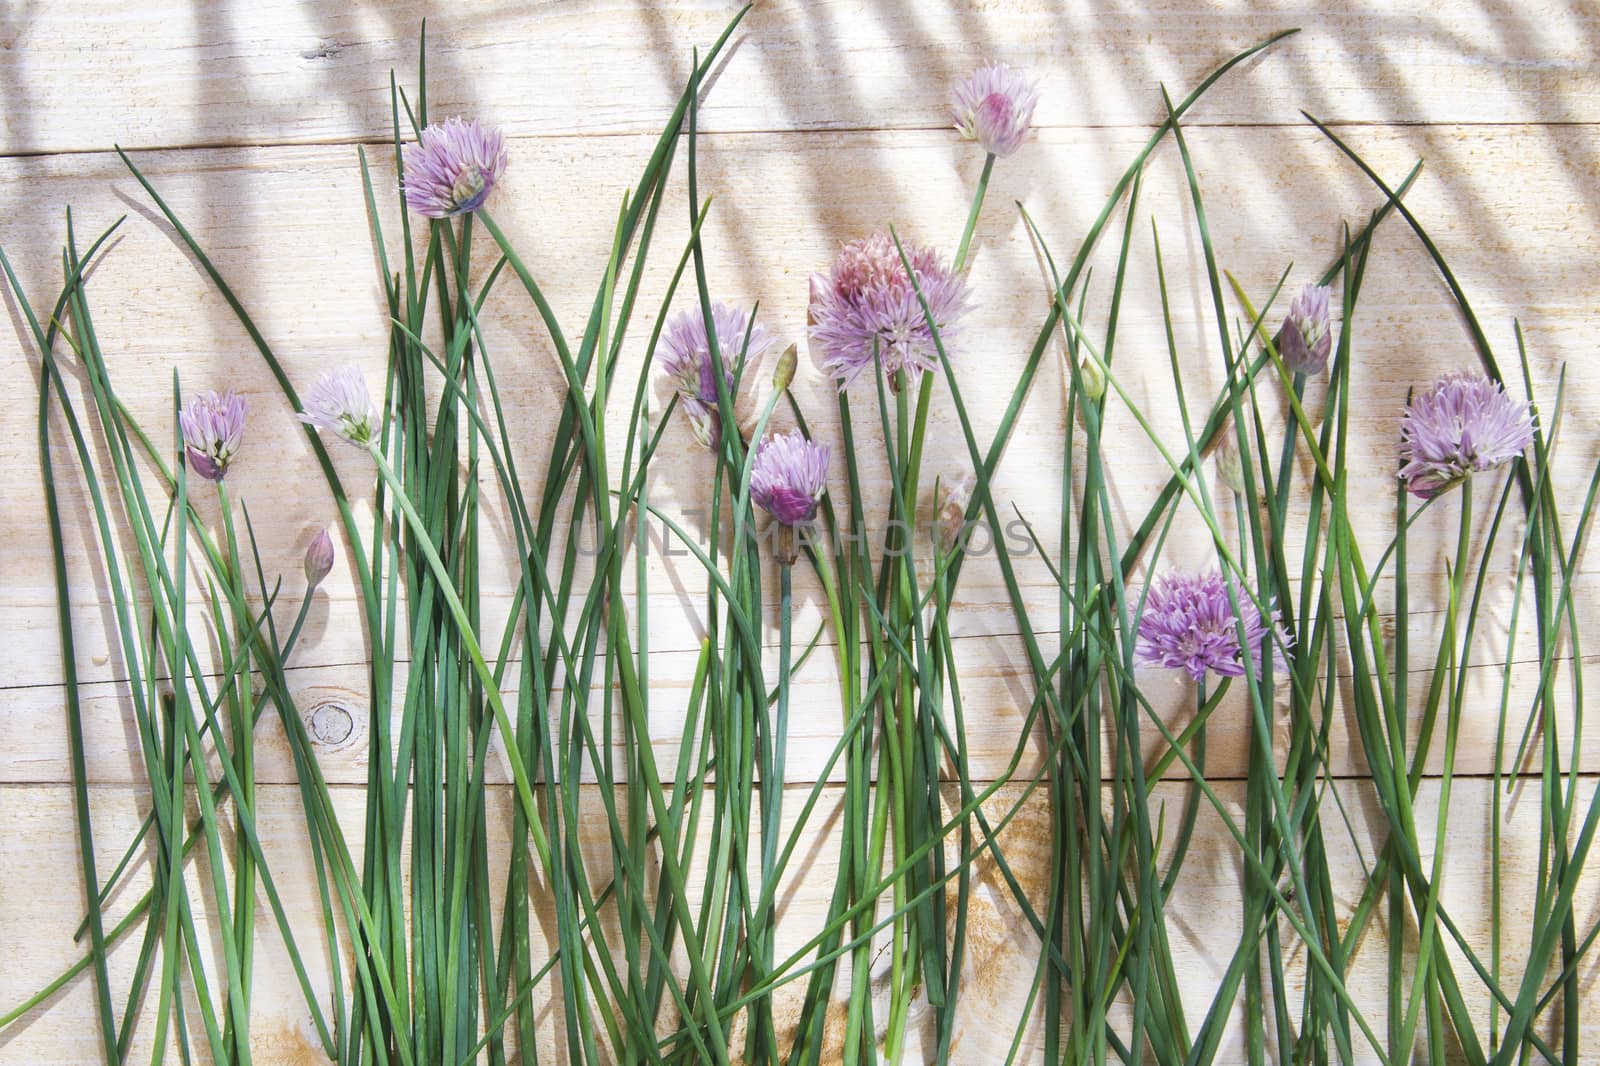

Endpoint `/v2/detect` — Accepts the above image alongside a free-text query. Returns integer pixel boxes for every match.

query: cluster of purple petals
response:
[658,303,774,449]
[808,233,969,388]
[1135,570,1289,682]
[298,366,381,448]
[402,117,508,219]
[1398,371,1535,499]
[750,429,830,527]
[179,389,247,481]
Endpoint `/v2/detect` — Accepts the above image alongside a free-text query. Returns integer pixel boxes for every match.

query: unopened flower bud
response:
[1277,282,1333,375]
[1215,427,1246,496]
[1077,355,1106,401]
[304,529,335,588]
[772,344,798,392]
[936,474,974,552]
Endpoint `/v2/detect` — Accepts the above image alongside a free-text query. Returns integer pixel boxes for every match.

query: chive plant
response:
[115,9,882,1063]
[7,217,338,1065]
[967,77,1600,1066]
[108,13,765,1063]
[4,13,1598,1066]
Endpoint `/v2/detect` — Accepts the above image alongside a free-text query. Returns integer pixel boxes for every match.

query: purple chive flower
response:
[1277,283,1334,375]
[402,117,508,219]
[951,62,1039,158]
[179,389,247,482]
[1398,371,1535,500]
[809,232,969,388]
[297,366,381,448]
[304,529,335,588]
[750,429,830,528]
[1135,570,1289,682]
[658,302,774,449]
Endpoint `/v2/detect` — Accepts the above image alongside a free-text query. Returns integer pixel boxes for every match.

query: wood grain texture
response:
[0,1,1596,156]
[1,2,1596,1061]
[0,637,1591,788]
[1,779,1594,1063]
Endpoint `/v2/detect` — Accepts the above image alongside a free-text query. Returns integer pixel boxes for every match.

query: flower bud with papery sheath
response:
[1276,282,1333,375]
[304,529,335,588]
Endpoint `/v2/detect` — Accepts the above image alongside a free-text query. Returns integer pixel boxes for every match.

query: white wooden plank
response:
[1,1,1597,157]
[0,630,1591,788]
[1,778,1594,1062]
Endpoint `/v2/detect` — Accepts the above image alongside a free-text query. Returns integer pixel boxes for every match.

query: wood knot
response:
[307,702,355,746]
[301,38,345,61]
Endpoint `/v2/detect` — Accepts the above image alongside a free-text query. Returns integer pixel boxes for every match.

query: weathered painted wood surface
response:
[3,779,1595,1062]
[1,1,1596,1061]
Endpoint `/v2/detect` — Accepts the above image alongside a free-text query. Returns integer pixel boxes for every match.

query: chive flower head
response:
[1398,371,1534,500]
[179,388,247,482]
[809,232,969,388]
[950,62,1039,158]
[1277,282,1334,375]
[750,428,830,528]
[298,366,381,448]
[658,302,773,449]
[402,117,508,219]
[1135,570,1287,682]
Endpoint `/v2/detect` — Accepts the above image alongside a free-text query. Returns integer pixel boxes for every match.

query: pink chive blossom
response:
[658,302,774,449]
[1398,371,1535,500]
[750,429,830,529]
[950,62,1039,158]
[297,366,382,448]
[402,117,508,219]
[809,233,969,388]
[179,389,247,482]
[304,529,335,588]
[1135,570,1289,682]
[1277,282,1334,375]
